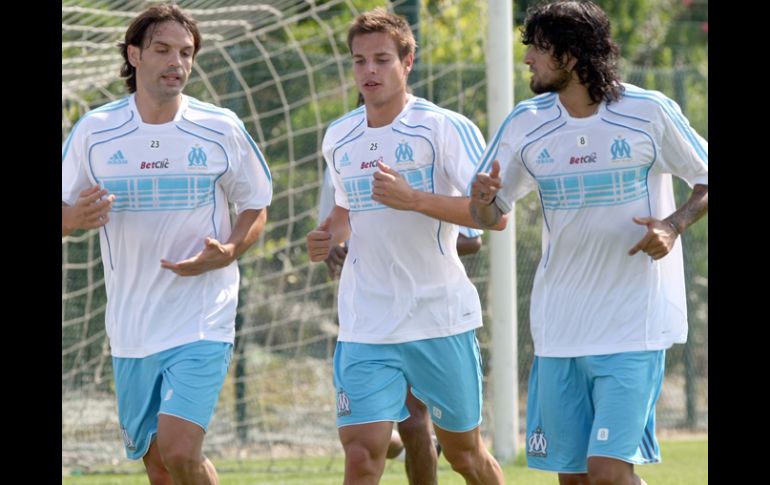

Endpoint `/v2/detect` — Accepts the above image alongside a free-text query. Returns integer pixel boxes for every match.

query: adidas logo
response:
[339,152,351,167]
[107,150,128,165]
[536,149,554,164]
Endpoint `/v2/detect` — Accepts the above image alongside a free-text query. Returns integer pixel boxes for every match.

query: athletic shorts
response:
[112,340,233,459]
[526,350,665,473]
[333,329,483,432]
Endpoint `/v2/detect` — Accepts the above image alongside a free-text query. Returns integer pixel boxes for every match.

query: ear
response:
[403,52,414,73]
[127,45,141,67]
[564,53,578,72]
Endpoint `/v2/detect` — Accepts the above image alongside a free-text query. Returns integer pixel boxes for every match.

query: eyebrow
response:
[352,52,393,58]
[149,40,194,50]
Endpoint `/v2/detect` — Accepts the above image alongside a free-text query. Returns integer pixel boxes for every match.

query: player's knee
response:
[143,461,171,485]
[443,448,478,477]
[344,442,380,475]
[159,447,202,476]
[588,466,630,485]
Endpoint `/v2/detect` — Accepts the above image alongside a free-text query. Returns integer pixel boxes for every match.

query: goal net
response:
[63,0,708,473]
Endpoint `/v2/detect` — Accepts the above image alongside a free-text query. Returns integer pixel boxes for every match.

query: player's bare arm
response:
[469,160,504,229]
[62,185,116,236]
[629,183,708,260]
[372,160,506,230]
[161,208,267,276]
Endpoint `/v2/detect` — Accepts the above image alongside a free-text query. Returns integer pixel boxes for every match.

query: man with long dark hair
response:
[62,4,272,483]
[470,1,707,484]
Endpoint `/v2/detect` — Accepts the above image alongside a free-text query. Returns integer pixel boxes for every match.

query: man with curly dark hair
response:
[470,1,708,484]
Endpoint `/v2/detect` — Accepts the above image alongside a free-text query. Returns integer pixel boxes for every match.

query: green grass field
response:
[63,438,707,484]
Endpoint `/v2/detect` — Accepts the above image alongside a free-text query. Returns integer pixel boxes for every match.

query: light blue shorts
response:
[112,340,233,460]
[526,350,665,473]
[333,329,483,432]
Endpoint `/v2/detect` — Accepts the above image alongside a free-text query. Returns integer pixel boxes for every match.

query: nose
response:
[523,47,534,65]
[168,51,182,68]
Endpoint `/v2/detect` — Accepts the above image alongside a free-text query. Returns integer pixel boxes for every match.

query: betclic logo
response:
[140,158,170,169]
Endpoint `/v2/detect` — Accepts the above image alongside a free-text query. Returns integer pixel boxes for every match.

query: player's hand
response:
[372,161,416,210]
[471,160,501,207]
[63,185,116,232]
[160,237,235,276]
[628,217,678,260]
[307,217,333,262]
[324,244,348,279]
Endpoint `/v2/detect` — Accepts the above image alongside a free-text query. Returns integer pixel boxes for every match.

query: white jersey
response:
[323,95,485,344]
[62,94,273,358]
[478,83,708,358]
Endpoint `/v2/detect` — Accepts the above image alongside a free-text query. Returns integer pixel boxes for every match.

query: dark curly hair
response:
[118,3,201,94]
[522,1,622,103]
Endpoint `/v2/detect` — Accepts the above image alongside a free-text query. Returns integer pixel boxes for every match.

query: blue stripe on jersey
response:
[344,165,435,212]
[436,221,444,255]
[459,226,482,238]
[470,93,557,189]
[332,131,365,173]
[187,98,240,122]
[621,88,707,164]
[236,123,271,182]
[517,120,568,235]
[182,113,225,135]
[604,105,651,124]
[524,104,564,137]
[413,101,484,154]
[334,117,366,146]
[176,126,231,238]
[62,97,130,161]
[93,110,135,135]
[536,165,651,210]
[394,126,441,254]
[412,102,482,163]
[186,101,272,182]
[398,119,431,131]
[329,106,365,128]
[101,174,218,211]
[86,127,139,183]
[600,118,658,217]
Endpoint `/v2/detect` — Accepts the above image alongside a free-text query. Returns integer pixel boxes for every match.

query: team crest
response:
[336,389,351,417]
[527,427,548,457]
[610,136,632,161]
[188,144,208,168]
[395,140,414,163]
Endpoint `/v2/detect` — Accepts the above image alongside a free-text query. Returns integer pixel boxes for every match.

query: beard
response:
[530,67,572,94]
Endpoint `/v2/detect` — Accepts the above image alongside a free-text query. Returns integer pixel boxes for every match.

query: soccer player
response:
[317,167,480,484]
[470,2,708,484]
[306,8,504,484]
[61,4,272,484]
